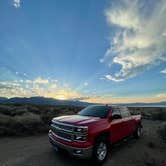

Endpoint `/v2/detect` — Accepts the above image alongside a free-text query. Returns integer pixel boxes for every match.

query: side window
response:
[112,107,121,116]
[120,107,130,118]
[121,111,128,118]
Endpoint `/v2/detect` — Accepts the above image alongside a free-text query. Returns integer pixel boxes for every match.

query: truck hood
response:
[53,115,101,126]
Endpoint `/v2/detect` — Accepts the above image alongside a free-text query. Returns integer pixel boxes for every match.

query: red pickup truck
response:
[48,105,142,163]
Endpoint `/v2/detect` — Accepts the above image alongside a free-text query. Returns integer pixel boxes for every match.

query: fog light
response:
[74,149,82,154]
[74,135,87,142]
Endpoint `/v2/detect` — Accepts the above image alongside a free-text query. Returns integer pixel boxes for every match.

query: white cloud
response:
[0,77,80,100]
[160,69,166,74]
[0,81,19,87]
[83,82,88,86]
[105,75,124,82]
[83,93,166,104]
[13,0,21,8]
[0,78,166,103]
[102,0,166,81]
[33,77,49,84]
[156,93,166,98]
[25,80,33,83]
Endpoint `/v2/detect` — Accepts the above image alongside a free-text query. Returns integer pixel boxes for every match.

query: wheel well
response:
[94,132,110,144]
[138,121,142,128]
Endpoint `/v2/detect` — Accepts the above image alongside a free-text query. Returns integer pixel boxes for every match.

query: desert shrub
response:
[40,108,60,124]
[14,112,41,124]
[0,126,16,136]
[27,105,40,114]
[0,112,48,136]
[158,125,166,141]
[128,107,166,121]
[0,105,13,115]
[11,107,29,116]
[0,113,18,136]
[13,112,48,135]
[152,111,166,121]
[0,113,12,125]
[0,104,89,136]
[13,103,22,106]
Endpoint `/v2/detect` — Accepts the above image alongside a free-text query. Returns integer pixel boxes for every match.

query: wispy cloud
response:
[102,0,166,81]
[160,69,166,74]
[0,78,165,103]
[105,75,124,82]
[83,82,88,86]
[0,77,81,100]
[13,0,21,8]
[33,77,49,84]
[82,93,166,104]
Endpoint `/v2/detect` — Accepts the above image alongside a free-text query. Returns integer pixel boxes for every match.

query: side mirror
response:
[112,114,122,120]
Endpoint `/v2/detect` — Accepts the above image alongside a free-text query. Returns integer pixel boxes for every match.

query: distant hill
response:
[118,102,166,107]
[0,96,91,107]
[0,97,7,102]
[0,96,165,107]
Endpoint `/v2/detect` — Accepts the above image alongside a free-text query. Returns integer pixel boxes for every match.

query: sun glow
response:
[44,89,81,100]
[55,95,67,100]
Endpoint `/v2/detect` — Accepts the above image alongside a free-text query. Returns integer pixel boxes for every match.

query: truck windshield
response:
[78,105,109,118]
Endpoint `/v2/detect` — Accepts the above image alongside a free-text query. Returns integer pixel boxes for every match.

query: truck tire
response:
[93,136,109,164]
[133,125,142,139]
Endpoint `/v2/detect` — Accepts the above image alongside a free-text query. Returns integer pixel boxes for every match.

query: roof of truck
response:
[88,104,128,108]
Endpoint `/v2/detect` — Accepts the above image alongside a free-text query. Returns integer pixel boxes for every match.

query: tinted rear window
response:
[112,106,130,118]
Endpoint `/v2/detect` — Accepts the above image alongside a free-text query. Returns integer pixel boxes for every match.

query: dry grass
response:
[0,104,166,137]
[129,107,166,120]
[0,104,82,136]
[158,125,166,141]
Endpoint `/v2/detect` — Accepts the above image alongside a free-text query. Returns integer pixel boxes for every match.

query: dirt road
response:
[0,120,166,166]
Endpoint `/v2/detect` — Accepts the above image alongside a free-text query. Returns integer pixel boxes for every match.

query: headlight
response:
[74,126,88,133]
[74,126,88,142]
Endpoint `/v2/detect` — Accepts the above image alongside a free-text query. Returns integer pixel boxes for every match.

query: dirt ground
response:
[0,120,166,166]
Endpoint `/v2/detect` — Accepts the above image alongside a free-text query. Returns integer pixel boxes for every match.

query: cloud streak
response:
[0,77,81,100]
[13,0,21,8]
[102,0,166,81]
[82,93,166,104]
[0,78,166,103]
[161,69,166,74]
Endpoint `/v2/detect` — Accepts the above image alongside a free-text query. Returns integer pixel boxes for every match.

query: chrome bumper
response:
[48,133,93,159]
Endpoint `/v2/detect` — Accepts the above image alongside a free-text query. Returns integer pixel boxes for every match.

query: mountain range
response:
[0,97,91,106]
[0,97,166,107]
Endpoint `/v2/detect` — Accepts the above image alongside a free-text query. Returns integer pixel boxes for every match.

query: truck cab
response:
[48,105,142,163]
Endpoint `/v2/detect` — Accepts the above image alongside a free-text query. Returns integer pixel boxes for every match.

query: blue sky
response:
[0,0,166,103]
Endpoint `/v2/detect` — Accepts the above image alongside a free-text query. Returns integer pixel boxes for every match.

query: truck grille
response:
[51,121,74,142]
[51,126,72,140]
[53,122,73,132]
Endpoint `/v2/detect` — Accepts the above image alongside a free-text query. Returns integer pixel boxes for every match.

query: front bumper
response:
[48,133,93,159]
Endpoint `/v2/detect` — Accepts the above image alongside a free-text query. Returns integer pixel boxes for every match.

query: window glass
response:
[78,105,109,118]
[112,107,121,116]
[120,109,130,118]
[113,106,130,118]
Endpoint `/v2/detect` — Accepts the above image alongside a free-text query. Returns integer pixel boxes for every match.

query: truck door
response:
[120,108,134,137]
[110,108,124,143]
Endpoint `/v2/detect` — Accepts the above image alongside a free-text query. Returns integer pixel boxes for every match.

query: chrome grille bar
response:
[51,120,88,142]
